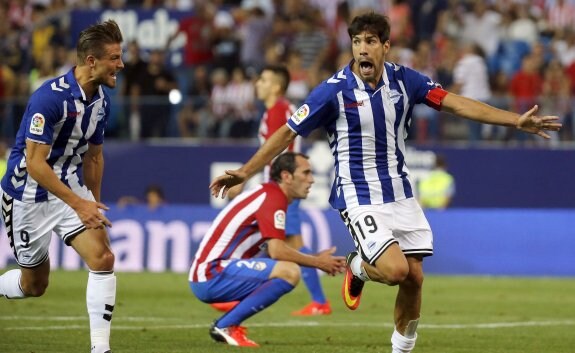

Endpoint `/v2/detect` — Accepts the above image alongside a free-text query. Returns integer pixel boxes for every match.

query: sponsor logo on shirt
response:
[274,210,286,229]
[29,113,45,135]
[290,104,309,125]
[344,101,365,109]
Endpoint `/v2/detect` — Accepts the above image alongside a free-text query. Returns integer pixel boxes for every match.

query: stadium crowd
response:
[0,0,574,144]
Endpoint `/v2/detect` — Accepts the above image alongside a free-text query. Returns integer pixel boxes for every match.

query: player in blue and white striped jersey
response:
[211,12,562,353]
[0,20,124,353]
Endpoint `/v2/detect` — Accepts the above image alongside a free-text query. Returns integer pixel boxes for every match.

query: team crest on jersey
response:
[274,210,286,229]
[290,104,309,125]
[29,113,45,135]
[388,89,402,104]
[96,107,105,121]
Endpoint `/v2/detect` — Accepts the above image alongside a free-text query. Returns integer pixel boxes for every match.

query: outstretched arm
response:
[209,125,297,198]
[440,92,561,138]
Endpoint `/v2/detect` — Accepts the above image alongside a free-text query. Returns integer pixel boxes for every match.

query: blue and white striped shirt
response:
[1,68,109,203]
[287,61,440,209]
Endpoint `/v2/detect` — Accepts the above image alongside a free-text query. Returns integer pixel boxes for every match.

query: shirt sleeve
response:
[287,83,338,137]
[402,66,442,105]
[24,88,63,144]
[255,189,287,240]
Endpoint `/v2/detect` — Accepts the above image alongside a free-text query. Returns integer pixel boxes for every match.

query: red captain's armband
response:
[425,87,448,111]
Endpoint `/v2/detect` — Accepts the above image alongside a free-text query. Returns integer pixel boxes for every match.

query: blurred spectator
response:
[208,68,231,137]
[388,0,414,46]
[289,10,331,86]
[308,0,342,29]
[165,2,216,97]
[54,45,76,76]
[285,50,310,105]
[30,5,52,64]
[241,0,275,18]
[121,40,147,139]
[0,57,16,140]
[29,46,57,92]
[545,0,575,36]
[504,3,539,47]
[211,10,241,74]
[483,71,511,140]
[412,40,440,143]
[460,1,502,59]
[145,184,166,211]
[133,49,178,139]
[410,0,448,44]
[434,36,458,89]
[238,6,272,74]
[226,67,257,138]
[552,29,575,68]
[508,54,543,142]
[333,1,352,54]
[451,42,492,142]
[418,154,455,210]
[540,59,571,144]
[177,65,212,138]
[117,184,166,211]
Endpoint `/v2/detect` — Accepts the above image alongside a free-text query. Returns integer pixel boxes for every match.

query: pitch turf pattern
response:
[1,271,574,353]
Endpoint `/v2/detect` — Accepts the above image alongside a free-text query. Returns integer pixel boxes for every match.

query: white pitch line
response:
[0,316,175,322]
[1,318,575,331]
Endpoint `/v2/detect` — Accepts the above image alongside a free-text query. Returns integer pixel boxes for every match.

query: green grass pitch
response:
[1,270,574,353]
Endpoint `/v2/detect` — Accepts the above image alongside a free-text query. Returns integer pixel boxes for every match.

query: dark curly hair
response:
[347,12,391,43]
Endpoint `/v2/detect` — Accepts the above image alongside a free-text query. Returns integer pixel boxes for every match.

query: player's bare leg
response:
[344,245,421,352]
[72,228,116,353]
[366,244,409,284]
[391,256,423,353]
[0,260,50,299]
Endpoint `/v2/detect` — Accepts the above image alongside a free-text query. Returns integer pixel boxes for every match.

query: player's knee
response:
[87,250,115,271]
[404,268,424,288]
[374,262,409,285]
[21,277,49,297]
[273,261,301,286]
[385,265,410,285]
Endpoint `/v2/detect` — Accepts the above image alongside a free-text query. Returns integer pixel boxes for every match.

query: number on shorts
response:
[354,215,378,240]
[236,260,256,269]
[20,230,30,248]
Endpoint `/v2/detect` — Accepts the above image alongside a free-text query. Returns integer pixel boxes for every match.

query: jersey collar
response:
[67,67,104,103]
[66,67,84,100]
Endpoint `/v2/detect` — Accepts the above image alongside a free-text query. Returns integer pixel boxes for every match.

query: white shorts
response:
[0,186,94,268]
[339,198,433,265]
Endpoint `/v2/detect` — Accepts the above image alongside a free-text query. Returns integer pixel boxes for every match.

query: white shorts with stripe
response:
[339,198,433,265]
[0,186,94,268]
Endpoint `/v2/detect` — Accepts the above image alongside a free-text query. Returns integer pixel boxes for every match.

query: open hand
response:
[316,246,347,276]
[517,105,562,138]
